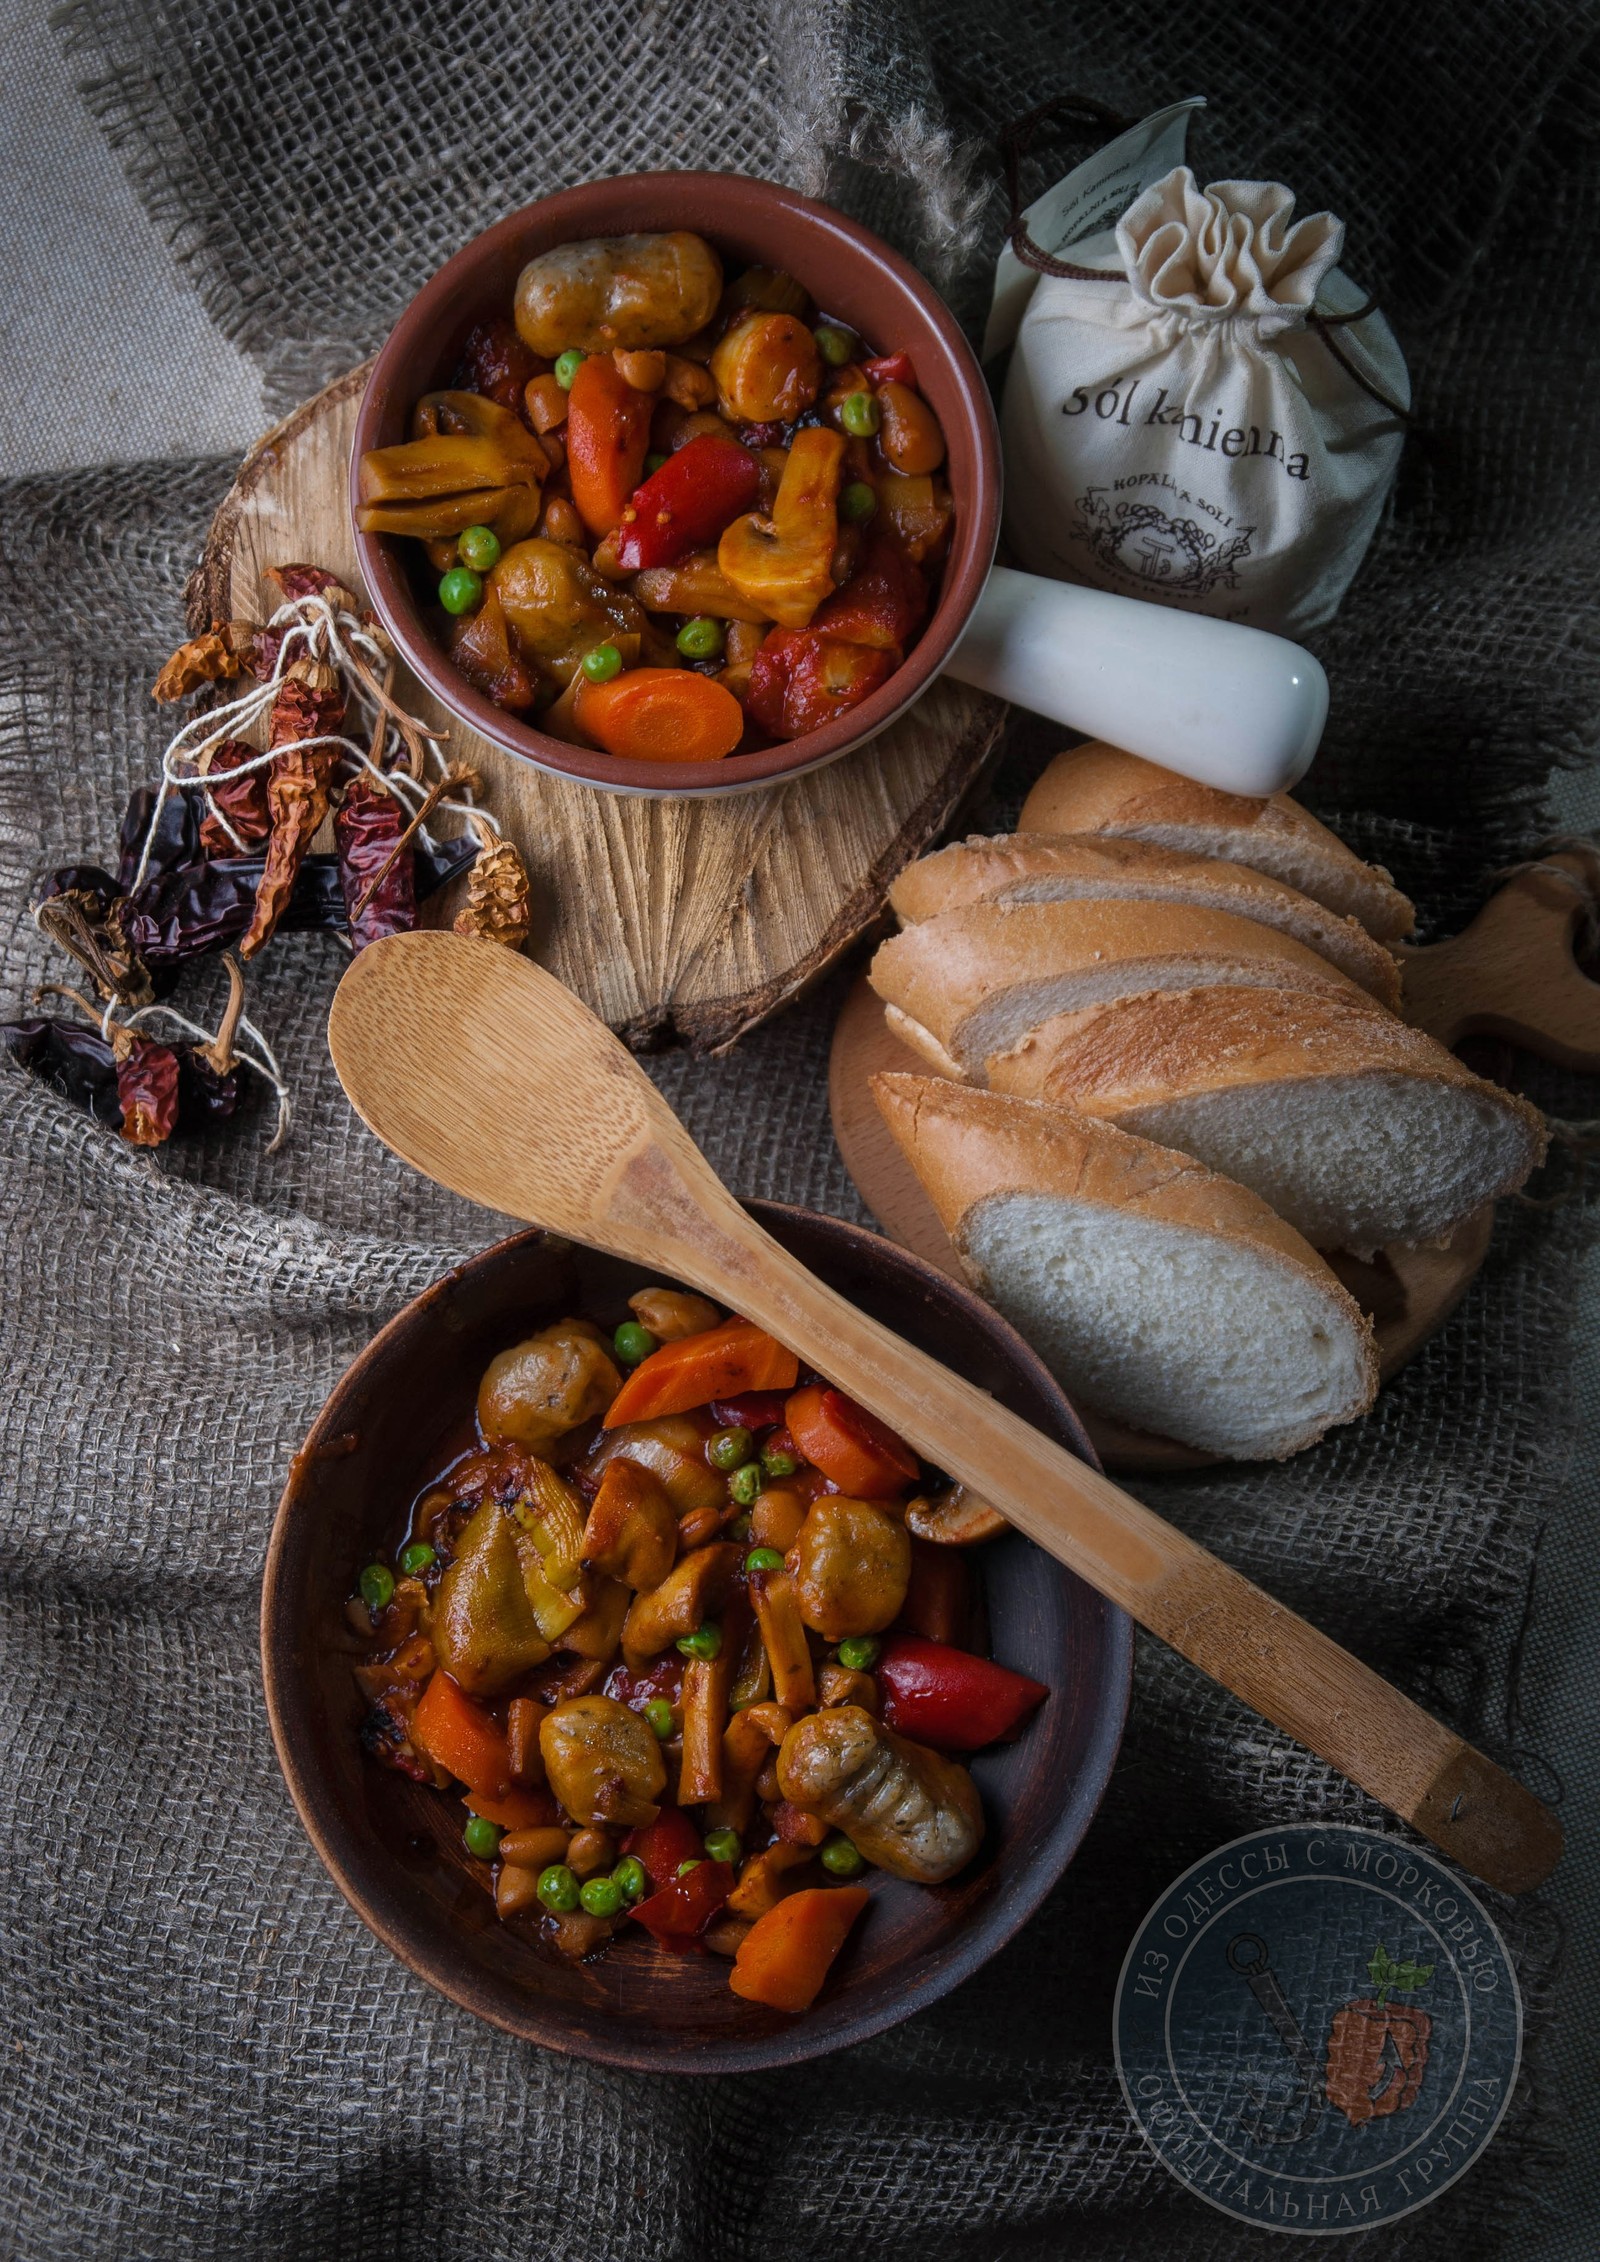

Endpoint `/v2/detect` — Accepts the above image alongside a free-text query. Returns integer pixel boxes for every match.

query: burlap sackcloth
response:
[3,3,1598,2255]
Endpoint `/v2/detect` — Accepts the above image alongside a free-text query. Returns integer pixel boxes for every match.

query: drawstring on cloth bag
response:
[991,99,1410,638]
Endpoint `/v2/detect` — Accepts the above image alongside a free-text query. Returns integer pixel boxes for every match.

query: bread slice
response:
[986,986,1547,1253]
[1019,744,1415,943]
[872,1073,1378,1459]
[868,897,1368,1082]
[888,832,1401,1007]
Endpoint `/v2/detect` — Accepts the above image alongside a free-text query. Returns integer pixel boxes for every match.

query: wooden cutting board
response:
[828,848,1600,1471]
[190,365,1006,1053]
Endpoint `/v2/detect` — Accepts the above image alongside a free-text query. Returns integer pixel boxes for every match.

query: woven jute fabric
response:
[2,3,1597,2255]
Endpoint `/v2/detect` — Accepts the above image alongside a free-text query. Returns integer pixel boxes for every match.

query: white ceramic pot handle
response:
[945,566,1329,797]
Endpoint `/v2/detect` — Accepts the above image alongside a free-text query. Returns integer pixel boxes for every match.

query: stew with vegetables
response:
[346,1284,1046,2016]
[357,229,953,765]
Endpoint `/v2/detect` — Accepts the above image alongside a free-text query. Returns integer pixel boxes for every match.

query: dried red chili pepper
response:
[239,659,347,960]
[2,1017,122,1126]
[174,955,247,1129]
[197,738,271,857]
[264,563,360,608]
[112,1033,181,1146]
[334,776,417,949]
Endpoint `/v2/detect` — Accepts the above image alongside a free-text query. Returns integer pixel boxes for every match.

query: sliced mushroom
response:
[718,427,845,627]
[905,1484,1010,1547]
[621,1540,741,1668]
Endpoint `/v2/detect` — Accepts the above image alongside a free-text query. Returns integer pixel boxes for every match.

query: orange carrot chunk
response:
[729,1885,871,2012]
[784,1383,919,1498]
[412,1670,513,1797]
[603,1318,799,1427]
[574,668,745,764]
[566,353,654,536]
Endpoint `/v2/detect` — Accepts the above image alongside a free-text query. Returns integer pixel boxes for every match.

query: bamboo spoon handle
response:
[327,933,1561,1898]
[663,1210,1559,1897]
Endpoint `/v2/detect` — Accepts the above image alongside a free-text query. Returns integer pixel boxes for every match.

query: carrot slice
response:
[566,353,653,535]
[574,668,745,764]
[603,1318,799,1426]
[466,1784,560,1830]
[784,1384,919,1497]
[412,1670,512,1797]
[729,1885,871,2012]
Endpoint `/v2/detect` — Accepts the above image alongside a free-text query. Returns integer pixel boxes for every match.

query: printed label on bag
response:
[1113,1825,1521,2236]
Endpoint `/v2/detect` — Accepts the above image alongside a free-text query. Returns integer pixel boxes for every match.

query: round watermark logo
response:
[1114,1824,1521,2236]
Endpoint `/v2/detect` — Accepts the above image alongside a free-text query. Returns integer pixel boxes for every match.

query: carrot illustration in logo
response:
[1325,1943,1433,2127]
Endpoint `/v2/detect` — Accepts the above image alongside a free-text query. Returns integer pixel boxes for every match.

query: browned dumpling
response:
[477,1321,621,1450]
[776,1706,982,1882]
[539,1694,666,1828]
[514,231,723,357]
[788,1497,911,1639]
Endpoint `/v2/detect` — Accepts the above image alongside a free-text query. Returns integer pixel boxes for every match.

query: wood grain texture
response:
[1399,847,1600,1069]
[825,977,1495,1473]
[191,366,1006,1052]
[262,1211,1130,2070]
[325,931,1562,1894]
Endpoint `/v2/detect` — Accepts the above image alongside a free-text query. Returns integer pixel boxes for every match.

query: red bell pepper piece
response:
[630,1856,735,1948]
[784,1384,920,1498]
[813,529,927,651]
[621,1806,704,1890]
[863,351,916,388]
[747,629,898,741]
[708,1391,791,1433]
[877,1634,1048,1750]
[613,435,763,570]
[604,1652,685,1714]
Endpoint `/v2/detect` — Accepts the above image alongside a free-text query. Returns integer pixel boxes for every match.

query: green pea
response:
[457,523,502,573]
[438,566,483,615]
[820,1833,865,1877]
[358,1563,394,1611]
[728,1462,762,1508]
[840,390,880,439]
[613,1855,648,1903]
[728,1510,753,1542]
[644,451,669,475]
[554,349,585,389]
[839,480,877,524]
[463,1815,503,1860]
[703,1827,741,1865]
[745,1546,784,1573]
[613,1320,658,1367]
[675,1858,702,1879]
[643,1697,676,1739]
[836,1635,880,1672]
[581,642,623,684]
[814,324,855,367]
[708,1425,754,1472]
[676,1622,722,1662]
[675,615,725,661]
[537,1862,581,1912]
[580,1874,625,1918]
[398,1540,436,1577]
[760,1444,799,1479]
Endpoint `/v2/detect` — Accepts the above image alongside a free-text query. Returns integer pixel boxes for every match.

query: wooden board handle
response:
[686,1207,1562,1897]
[1401,846,1600,1070]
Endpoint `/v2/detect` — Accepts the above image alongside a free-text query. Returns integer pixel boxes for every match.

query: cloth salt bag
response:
[999,166,1409,636]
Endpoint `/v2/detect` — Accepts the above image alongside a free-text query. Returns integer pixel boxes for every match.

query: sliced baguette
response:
[986,986,1547,1253]
[888,832,1401,1007]
[868,897,1369,1082]
[872,1072,1378,1459]
[1019,744,1416,943]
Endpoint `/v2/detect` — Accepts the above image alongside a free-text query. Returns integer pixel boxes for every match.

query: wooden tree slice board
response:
[827,977,1496,1474]
[189,365,1007,1053]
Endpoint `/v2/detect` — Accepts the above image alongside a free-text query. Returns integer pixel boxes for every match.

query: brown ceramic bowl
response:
[261,1204,1130,2072]
[350,171,1000,797]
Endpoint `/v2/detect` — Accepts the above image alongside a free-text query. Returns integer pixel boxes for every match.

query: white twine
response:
[115,996,295,1156]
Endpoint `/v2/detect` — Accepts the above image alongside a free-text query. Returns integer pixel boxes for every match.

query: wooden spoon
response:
[328,931,1561,1896]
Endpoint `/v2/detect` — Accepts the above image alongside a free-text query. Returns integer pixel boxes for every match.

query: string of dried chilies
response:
[6,562,534,1155]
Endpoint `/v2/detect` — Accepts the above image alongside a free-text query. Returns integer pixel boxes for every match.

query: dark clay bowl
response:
[261,1205,1130,2072]
[351,171,1001,797]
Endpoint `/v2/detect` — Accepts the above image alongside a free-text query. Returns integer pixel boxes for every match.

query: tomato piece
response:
[621,1806,705,1890]
[876,1634,1049,1749]
[746,629,898,741]
[812,530,927,651]
[631,1857,735,1947]
[863,351,916,388]
[708,1391,791,1433]
[784,1384,919,1498]
[613,434,763,571]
